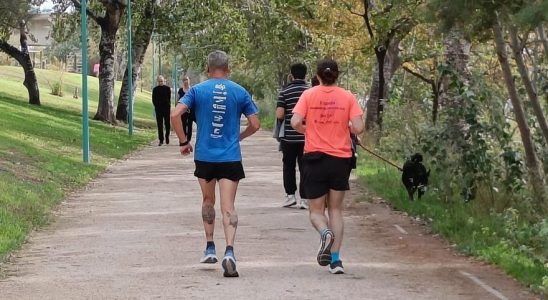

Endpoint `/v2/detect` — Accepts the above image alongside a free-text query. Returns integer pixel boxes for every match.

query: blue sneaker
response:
[200,247,218,264]
[329,260,344,274]
[222,251,239,277]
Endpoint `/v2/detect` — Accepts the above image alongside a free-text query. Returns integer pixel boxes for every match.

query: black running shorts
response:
[301,152,352,199]
[194,160,245,182]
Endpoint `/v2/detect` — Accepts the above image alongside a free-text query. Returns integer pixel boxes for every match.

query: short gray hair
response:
[207,50,229,70]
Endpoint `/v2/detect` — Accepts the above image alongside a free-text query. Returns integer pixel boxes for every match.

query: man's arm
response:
[151,87,158,107]
[276,107,285,120]
[240,114,261,141]
[291,112,306,134]
[164,87,172,108]
[276,90,285,120]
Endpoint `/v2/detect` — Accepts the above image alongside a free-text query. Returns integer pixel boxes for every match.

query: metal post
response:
[151,35,155,91]
[158,38,162,75]
[81,0,90,163]
[172,55,176,104]
[127,0,133,136]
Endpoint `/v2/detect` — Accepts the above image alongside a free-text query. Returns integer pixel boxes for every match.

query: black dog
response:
[401,153,430,201]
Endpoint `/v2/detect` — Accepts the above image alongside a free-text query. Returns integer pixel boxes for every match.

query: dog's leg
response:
[407,188,415,201]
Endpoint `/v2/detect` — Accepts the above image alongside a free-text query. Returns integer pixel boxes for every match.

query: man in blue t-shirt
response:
[170,50,260,278]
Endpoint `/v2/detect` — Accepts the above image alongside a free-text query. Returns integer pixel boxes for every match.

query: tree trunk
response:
[116,0,154,122]
[537,24,548,58]
[93,4,124,123]
[440,29,472,108]
[509,25,548,145]
[0,21,40,105]
[432,80,440,124]
[493,19,547,211]
[365,38,401,134]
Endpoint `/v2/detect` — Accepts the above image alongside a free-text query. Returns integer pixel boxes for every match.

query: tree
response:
[344,0,418,139]
[0,0,43,105]
[427,0,547,210]
[55,0,127,123]
[115,0,154,123]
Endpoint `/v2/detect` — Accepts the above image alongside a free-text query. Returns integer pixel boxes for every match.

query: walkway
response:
[0,130,535,299]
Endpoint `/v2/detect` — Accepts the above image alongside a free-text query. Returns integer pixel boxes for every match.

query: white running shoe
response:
[297,199,309,210]
[222,254,239,277]
[282,194,297,207]
[199,247,218,264]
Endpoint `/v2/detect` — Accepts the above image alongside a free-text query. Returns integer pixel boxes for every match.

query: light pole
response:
[172,54,177,104]
[81,0,90,163]
[127,0,133,136]
[151,34,155,91]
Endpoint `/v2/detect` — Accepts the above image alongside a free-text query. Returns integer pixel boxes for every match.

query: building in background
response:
[8,9,53,69]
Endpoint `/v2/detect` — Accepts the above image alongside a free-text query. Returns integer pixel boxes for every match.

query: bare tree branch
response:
[70,0,101,23]
[362,0,374,39]
[402,65,433,84]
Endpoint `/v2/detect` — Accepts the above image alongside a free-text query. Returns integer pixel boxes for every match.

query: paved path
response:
[0,130,536,299]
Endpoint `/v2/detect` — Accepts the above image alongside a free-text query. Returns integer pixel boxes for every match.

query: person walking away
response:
[152,75,172,146]
[177,76,195,142]
[276,63,309,209]
[171,50,260,277]
[313,74,358,169]
[291,59,364,274]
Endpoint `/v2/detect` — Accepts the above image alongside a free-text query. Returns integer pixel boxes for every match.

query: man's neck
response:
[208,70,228,79]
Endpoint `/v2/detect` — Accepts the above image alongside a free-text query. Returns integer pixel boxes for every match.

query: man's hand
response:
[180,144,193,156]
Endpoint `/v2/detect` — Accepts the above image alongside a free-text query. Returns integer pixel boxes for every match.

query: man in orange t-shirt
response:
[291,59,364,275]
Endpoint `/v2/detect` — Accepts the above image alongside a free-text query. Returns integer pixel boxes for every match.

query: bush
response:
[50,81,63,97]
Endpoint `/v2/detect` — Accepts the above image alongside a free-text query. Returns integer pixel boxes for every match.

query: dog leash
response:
[355,139,403,172]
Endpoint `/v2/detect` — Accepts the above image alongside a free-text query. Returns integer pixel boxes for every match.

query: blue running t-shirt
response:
[180,78,259,162]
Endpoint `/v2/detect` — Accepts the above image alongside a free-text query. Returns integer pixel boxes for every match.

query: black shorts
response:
[194,160,245,182]
[301,152,352,199]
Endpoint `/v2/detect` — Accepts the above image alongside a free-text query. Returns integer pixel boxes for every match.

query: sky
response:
[41,0,54,10]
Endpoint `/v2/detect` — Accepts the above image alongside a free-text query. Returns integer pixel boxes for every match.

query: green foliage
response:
[50,81,63,96]
[0,0,37,40]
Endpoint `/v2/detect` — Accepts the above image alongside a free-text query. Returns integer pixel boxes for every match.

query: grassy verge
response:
[0,66,156,260]
[356,154,547,295]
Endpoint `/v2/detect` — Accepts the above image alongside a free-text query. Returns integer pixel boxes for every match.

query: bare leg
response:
[308,194,328,232]
[327,189,345,253]
[219,179,239,247]
[198,178,216,242]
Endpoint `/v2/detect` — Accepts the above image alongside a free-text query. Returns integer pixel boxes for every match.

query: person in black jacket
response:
[152,75,172,146]
[177,76,195,142]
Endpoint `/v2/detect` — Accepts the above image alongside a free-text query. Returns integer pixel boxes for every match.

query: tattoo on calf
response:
[226,211,238,228]
[202,205,215,224]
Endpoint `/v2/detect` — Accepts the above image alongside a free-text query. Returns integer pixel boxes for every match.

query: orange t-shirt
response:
[293,85,363,158]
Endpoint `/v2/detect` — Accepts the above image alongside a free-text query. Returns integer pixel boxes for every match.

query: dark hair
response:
[316,59,339,85]
[311,75,320,87]
[290,63,307,80]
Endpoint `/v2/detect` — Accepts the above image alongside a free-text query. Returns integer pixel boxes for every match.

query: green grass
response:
[356,154,548,295]
[0,66,156,259]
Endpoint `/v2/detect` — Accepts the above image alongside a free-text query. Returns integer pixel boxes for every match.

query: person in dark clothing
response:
[276,63,309,209]
[311,75,320,87]
[152,75,172,146]
[177,76,195,142]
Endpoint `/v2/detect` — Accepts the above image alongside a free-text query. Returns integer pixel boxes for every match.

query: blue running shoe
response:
[222,251,239,277]
[200,247,218,264]
[329,260,344,274]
